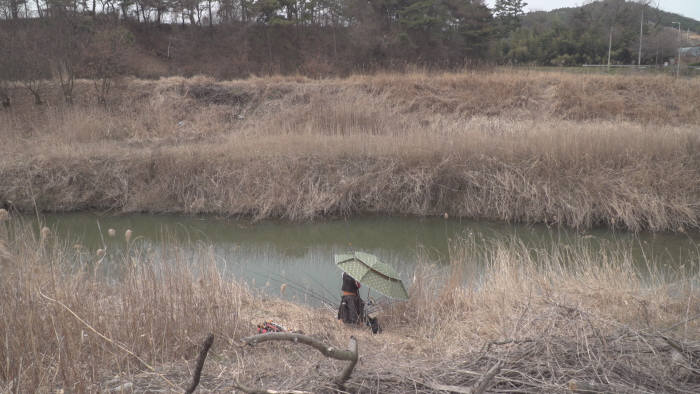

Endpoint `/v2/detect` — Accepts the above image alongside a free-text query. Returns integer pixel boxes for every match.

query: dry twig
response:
[38,290,183,393]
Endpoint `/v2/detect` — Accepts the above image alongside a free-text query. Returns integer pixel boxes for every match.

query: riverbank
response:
[1,71,699,231]
[0,219,698,392]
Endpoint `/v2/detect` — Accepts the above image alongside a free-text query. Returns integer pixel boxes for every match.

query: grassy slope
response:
[1,71,699,231]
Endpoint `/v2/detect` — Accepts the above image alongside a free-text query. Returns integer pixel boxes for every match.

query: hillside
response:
[524,2,700,34]
[500,0,700,66]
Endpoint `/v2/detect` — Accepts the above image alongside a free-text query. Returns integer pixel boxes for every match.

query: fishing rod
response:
[251,268,337,301]
[258,268,338,301]
[247,270,338,308]
[301,271,338,303]
[247,269,402,316]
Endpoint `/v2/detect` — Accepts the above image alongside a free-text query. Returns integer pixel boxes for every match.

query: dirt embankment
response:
[1,71,699,231]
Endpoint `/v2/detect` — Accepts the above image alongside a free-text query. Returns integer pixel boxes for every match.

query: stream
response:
[35,213,700,306]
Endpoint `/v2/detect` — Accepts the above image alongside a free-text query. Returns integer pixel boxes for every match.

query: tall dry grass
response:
[1,71,699,231]
[390,236,699,348]
[1,218,697,392]
[0,220,254,391]
[370,237,699,393]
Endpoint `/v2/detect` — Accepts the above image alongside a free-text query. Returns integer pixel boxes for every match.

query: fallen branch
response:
[185,334,214,394]
[241,332,358,388]
[231,380,311,394]
[241,332,358,363]
[334,336,358,387]
[567,379,611,393]
[423,360,502,394]
[483,338,536,352]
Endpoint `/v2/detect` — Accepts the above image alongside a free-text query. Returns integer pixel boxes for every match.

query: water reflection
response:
[36,213,699,305]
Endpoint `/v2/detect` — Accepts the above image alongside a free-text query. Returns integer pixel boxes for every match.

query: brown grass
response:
[0,220,698,392]
[1,71,699,231]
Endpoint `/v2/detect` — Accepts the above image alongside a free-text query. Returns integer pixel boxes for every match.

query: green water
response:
[32,213,700,305]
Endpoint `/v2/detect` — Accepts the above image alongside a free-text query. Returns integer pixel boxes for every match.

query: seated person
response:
[337,272,364,325]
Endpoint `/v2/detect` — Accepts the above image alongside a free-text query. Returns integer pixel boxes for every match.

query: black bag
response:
[366,316,382,334]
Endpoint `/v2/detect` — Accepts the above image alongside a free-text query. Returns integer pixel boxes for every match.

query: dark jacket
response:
[341,272,360,294]
[338,273,364,324]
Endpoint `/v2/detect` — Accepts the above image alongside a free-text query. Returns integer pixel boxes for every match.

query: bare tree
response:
[647,26,680,65]
[0,0,27,19]
[10,28,51,105]
[218,0,236,23]
[85,23,132,105]
[0,29,12,108]
[118,0,133,19]
[49,10,85,104]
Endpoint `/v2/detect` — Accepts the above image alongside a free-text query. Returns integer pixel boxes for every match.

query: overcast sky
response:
[484,1,700,21]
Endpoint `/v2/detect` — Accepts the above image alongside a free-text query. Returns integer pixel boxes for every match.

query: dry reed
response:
[0,221,253,392]
[0,71,699,232]
[0,220,697,392]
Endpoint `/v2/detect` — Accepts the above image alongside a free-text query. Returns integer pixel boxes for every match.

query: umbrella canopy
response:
[335,252,409,300]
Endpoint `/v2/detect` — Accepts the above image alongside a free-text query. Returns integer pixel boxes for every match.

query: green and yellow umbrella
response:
[335,252,409,300]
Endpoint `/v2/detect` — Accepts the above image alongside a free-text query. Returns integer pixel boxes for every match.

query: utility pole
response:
[608,26,613,71]
[638,8,643,66]
[672,22,681,78]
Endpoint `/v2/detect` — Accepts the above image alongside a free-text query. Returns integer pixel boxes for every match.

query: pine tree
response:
[494,0,527,35]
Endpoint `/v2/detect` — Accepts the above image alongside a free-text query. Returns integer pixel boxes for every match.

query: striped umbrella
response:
[334,252,409,300]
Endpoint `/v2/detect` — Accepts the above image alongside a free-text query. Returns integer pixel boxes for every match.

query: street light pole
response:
[607,26,613,71]
[638,8,643,66]
[672,22,681,78]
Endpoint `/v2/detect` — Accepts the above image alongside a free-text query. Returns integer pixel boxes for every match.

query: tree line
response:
[0,0,506,107]
[0,1,695,107]
[498,0,697,66]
